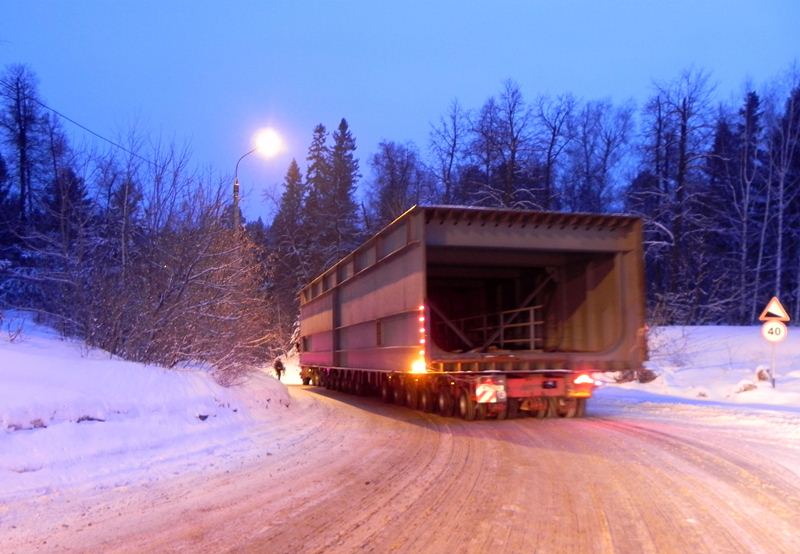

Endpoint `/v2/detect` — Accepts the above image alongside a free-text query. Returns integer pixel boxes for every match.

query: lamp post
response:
[232,128,284,230]
[233,148,255,230]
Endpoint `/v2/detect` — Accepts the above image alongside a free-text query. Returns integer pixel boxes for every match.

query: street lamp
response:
[233,128,283,229]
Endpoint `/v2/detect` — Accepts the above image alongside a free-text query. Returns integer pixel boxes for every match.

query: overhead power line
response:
[0,78,154,166]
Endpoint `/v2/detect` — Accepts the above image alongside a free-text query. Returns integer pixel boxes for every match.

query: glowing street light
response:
[233,127,284,229]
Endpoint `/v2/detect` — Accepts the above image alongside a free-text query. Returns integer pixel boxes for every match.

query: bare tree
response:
[466,81,537,208]
[0,64,45,228]
[467,96,501,206]
[562,99,633,213]
[658,69,715,299]
[429,99,468,204]
[763,72,800,303]
[365,140,433,232]
[494,80,536,207]
[535,94,575,210]
[626,69,715,323]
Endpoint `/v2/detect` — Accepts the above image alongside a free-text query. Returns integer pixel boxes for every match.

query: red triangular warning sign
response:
[759,296,790,322]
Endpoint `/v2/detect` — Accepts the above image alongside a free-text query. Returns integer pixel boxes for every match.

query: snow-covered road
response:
[5,384,800,553]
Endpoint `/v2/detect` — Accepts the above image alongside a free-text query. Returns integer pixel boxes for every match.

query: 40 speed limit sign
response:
[761,320,788,343]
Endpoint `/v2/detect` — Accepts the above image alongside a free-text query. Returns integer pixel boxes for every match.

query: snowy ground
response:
[1,314,799,510]
[0,313,291,503]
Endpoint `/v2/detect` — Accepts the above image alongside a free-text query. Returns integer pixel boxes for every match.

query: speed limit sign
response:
[762,320,788,343]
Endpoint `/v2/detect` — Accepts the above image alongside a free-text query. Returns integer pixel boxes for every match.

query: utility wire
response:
[0,78,154,166]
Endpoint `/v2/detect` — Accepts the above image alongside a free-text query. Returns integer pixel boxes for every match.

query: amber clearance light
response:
[411,304,427,373]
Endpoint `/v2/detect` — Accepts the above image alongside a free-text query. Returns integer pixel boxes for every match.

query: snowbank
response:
[603,325,800,406]
[0,313,289,499]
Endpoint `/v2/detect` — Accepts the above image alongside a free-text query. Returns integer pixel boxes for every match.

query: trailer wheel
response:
[537,399,554,418]
[405,387,418,409]
[419,388,434,412]
[393,383,405,405]
[380,380,392,403]
[576,398,587,418]
[458,390,476,421]
[495,402,508,420]
[437,389,453,416]
[302,377,311,386]
[557,398,578,418]
[506,399,520,419]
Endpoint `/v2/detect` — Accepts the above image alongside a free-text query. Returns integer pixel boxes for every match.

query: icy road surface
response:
[4,386,800,553]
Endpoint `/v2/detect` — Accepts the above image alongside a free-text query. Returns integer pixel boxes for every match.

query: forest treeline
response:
[1,63,798,379]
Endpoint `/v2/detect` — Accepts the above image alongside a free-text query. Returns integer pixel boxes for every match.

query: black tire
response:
[556,398,578,418]
[534,399,550,419]
[380,380,392,403]
[506,398,520,419]
[576,398,587,417]
[496,402,508,420]
[405,387,418,409]
[437,388,453,417]
[393,383,405,405]
[302,377,311,386]
[419,388,434,413]
[458,390,476,421]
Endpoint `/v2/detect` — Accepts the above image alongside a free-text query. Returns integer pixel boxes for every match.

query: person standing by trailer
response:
[273,358,285,381]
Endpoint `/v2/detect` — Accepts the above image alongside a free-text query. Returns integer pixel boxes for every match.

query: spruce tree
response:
[303,124,330,276]
[268,159,309,340]
[304,123,329,225]
[326,118,361,262]
[271,159,306,247]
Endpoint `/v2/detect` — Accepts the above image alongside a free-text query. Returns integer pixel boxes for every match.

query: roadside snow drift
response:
[0,315,289,499]
[606,325,800,406]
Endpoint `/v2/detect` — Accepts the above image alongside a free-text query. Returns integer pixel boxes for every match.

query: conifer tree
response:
[326,118,361,261]
[304,124,329,228]
[268,159,309,341]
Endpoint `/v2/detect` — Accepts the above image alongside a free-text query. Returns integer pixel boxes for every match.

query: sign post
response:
[759,296,790,388]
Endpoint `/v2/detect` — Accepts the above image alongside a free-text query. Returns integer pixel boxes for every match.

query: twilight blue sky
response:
[2,1,798,222]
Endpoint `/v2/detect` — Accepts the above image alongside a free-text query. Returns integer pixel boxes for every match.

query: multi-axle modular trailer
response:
[298,205,647,419]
